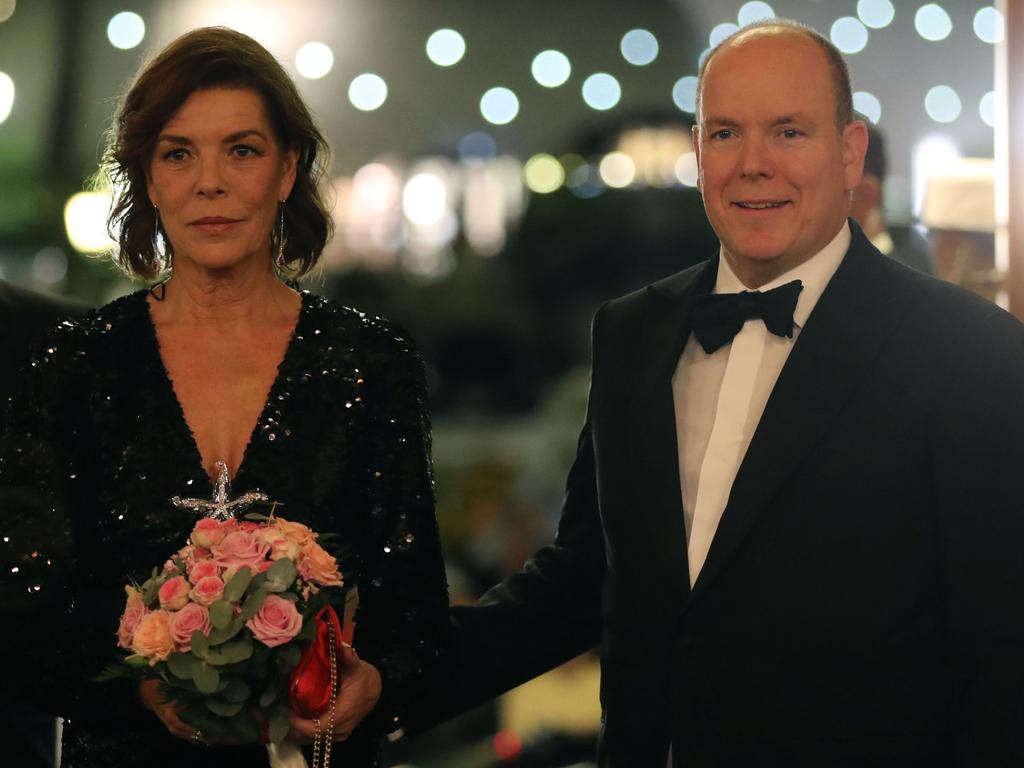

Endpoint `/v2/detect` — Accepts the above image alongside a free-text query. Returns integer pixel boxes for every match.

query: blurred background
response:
[0,1,1018,765]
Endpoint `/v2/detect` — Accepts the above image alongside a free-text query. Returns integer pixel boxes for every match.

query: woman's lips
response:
[190,217,241,234]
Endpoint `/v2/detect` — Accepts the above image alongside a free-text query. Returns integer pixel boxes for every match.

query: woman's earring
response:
[151,205,162,274]
[275,201,286,268]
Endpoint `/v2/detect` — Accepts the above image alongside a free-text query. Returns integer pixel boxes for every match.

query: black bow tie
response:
[691,280,804,354]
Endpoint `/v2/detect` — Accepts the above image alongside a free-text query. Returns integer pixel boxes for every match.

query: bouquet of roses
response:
[106,506,345,751]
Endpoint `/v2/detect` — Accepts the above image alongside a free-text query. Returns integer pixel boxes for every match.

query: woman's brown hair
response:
[97,27,333,279]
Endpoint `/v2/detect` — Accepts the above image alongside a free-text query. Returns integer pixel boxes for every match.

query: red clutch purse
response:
[289,604,343,718]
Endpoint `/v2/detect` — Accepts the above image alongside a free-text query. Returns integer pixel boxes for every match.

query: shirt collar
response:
[714,220,850,330]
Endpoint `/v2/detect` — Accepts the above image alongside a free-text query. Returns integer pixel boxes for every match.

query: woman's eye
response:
[164,148,188,161]
[232,144,260,158]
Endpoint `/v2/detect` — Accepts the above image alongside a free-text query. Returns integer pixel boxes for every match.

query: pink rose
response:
[188,559,220,584]
[298,541,343,587]
[255,528,302,562]
[212,531,270,573]
[192,518,227,549]
[132,610,174,662]
[117,588,149,650]
[168,603,212,652]
[189,575,224,607]
[158,575,191,611]
[245,594,303,648]
[240,521,261,532]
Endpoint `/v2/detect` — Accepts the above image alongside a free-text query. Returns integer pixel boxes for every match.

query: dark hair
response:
[860,117,887,180]
[97,27,333,279]
[696,19,854,130]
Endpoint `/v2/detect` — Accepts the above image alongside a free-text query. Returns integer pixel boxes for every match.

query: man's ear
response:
[842,119,869,192]
[692,123,702,192]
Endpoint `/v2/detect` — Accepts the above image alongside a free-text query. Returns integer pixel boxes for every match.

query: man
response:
[395,21,1024,766]
[849,119,933,274]
[1,278,88,768]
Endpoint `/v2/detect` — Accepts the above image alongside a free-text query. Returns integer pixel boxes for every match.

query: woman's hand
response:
[288,644,383,744]
[139,679,197,741]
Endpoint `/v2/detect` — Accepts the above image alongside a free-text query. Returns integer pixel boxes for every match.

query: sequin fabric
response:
[0,289,449,768]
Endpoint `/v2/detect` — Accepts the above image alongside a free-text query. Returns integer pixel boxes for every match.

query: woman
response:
[0,27,448,767]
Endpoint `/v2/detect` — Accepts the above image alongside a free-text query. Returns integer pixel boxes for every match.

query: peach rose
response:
[212,531,270,573]
[188,559,220,584]
[298,541,343,587]
[256,528,302,562]
[273,519,315,547]
[158,575,191,611]
[117,588,149,650]
[132,610,174,662]
[245,594,303,648]
[189,575,224,607]
[191,518,227,549]
[168,603,212,652]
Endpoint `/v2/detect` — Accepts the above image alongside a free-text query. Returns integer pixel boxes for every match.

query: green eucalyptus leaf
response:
[223,568,253,603]
[268,706,290,744]
[192,661,220,694]
[278,643,301,669]
[243,512,270,521]
[258,686,278,708]
[241,588,268,621]
[209,600,234,630]
[190,631,210,657]
[221,679,251,703]
[264,559,296,592]
[167,653,193,680]
[142,581,160,606]
[208,616,244,646]
[206,698,245,717]
[224,635,254,664]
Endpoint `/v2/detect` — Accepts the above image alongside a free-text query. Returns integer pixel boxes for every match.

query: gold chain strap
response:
[311,621,339,768]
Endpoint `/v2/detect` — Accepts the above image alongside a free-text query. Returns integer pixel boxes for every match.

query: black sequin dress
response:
[0,289,450,767]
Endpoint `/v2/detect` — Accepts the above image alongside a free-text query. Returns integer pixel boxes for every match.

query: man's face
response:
[694,31,867,286]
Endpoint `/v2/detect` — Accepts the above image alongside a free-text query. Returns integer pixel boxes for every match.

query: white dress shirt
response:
[673,222,850,586]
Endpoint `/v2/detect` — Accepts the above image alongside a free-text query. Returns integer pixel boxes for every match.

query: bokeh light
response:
[458,131,497,161]
[582,73,621,111]
[523,154,565,194]
[480,87,519,125]
[64,192,115,253]
[31,247,68,287]
[620,29,658,66]
[915,4,952,42]
[107,11,145,50]
[738,2,775,26]
[853,91,882,123]
[0,72,13,124]
[830,17,869,54]
[672,76,698,114]
[857,0,895,29]
[426,29,466,66]
[925,85,961,123]
[709,23,739,48]
[973,7,1004,44]
[403,173,447,226]
[979,91,995,128]
[0,0,15,23]
[599,152,635,188]
[531,50,571,87]
[675,153,699,187]
[295,42,334,79]
[348,74,387,111]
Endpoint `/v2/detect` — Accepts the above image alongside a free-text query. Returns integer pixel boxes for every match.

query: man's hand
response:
[288,644,383,743]
[139,679,197,741]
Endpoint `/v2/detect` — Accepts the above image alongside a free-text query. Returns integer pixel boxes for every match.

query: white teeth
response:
[738,201,784,209]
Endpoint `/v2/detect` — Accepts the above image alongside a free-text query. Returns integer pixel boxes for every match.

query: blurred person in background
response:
[374,19,1019,767]
[849,118,933,274]
[0,27,448,768]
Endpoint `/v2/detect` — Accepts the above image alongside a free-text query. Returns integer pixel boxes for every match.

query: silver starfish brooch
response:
[170,460,270,521]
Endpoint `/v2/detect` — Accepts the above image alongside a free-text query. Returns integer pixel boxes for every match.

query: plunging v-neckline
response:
[140,289,307,492]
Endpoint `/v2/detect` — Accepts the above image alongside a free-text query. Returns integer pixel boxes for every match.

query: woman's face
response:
[147,87,297,272]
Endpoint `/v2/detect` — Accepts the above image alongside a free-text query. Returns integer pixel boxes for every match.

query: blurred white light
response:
[532,50,571,87]
[853,91,882,123]
[348,74,387,111]
[675,153,698,187]
[523,154,565,194]
[31,247,68,287]
[621,29,658,66]
[709,23,739,48]
[925,85,961,123]
[973,7,1004,44]
[0,0,15,24]
[403,173,448,226]
[599,152,635,188]
[979,91,996,128]
[480,87,519,125]
[458,131,497,160]
[857,0,894,29]
[698,47,713,69]
[830,17,869,54]
[426,28,465,66]
[0,72,13,124]
[915,4,952,42]
[352,163,401,213]
[738,2,775,26]
[566,164,604,199]
[582,73,621,111]
[295,42,334,79]
[64,192,115,253]
[107,11,145,50]
[912,132,960,215]
[672,76,698,113]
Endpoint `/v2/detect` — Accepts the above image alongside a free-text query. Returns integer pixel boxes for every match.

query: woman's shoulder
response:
[300,292,421,360]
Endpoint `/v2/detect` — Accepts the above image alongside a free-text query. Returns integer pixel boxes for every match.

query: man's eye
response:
[781,129,803,139]
[714,130,733,140]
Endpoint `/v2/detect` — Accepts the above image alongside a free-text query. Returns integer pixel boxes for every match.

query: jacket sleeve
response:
[403,304,609,735]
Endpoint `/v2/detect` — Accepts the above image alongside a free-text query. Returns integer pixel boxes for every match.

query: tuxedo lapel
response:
[629,259,717,606]
[686,226,912,606]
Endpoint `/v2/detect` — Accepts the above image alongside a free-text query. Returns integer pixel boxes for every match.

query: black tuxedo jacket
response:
[406,223,1024,767]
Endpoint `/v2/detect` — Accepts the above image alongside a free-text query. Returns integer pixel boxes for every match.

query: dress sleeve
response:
[351,317,450,734]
